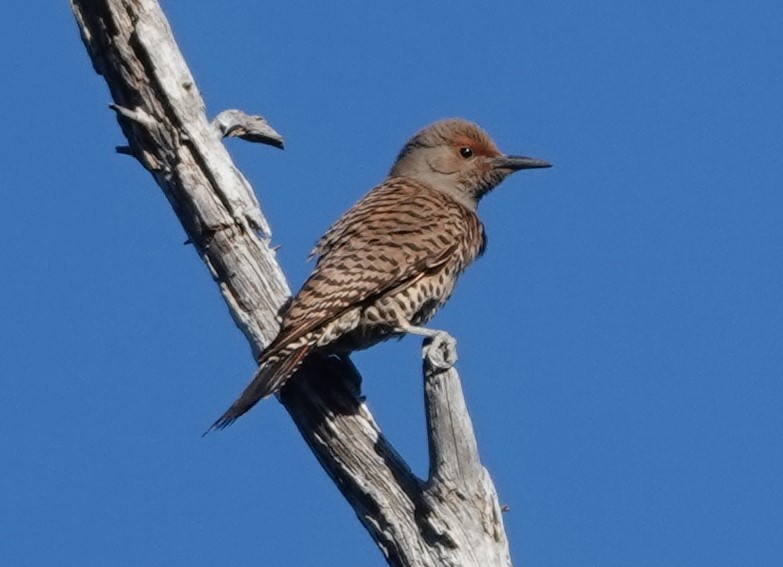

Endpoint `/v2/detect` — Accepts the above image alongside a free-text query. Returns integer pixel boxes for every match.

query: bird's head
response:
[389,118,551,210]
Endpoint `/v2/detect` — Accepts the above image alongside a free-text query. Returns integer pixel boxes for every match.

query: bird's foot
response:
[423,331,458,370]
[395,324,458,370]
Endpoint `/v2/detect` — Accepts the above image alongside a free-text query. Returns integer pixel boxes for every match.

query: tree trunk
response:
[70,1,513,565]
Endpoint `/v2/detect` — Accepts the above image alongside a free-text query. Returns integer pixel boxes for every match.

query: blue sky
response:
[2,1,782,565]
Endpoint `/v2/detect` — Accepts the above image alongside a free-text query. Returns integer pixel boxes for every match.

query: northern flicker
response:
[209,118,550,430]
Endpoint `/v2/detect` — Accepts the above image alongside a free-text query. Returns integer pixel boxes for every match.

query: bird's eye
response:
[459,146,474,158]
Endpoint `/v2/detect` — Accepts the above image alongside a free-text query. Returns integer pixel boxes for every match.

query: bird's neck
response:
[408,173,478,212]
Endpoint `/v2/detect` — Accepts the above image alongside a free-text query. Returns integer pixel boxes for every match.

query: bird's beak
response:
[492,155,552,171]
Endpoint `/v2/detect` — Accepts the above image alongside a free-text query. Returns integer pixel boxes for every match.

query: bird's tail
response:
[205,344,311,434]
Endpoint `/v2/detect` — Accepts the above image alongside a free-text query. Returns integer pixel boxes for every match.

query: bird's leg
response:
[396,325,458,370]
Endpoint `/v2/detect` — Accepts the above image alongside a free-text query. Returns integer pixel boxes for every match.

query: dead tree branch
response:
[70,1,512,565]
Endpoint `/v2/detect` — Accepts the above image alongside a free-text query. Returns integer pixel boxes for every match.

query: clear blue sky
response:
[2,1,782,565]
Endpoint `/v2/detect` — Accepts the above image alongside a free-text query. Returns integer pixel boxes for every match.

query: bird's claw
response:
[423,331,458,370]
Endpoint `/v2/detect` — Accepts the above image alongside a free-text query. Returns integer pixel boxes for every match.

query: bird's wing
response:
[263,178,468,360]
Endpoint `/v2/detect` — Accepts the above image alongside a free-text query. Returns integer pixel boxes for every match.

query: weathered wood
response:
[421,337,512,566]
[212,109,285,148]
[70,1,513,564]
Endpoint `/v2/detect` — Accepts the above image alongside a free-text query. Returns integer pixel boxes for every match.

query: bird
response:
[209,118,551,431]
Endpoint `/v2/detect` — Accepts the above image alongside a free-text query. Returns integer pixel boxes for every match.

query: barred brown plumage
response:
[208,118,551,431]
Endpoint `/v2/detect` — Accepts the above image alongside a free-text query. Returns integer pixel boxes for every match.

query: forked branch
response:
[70,1,512,565]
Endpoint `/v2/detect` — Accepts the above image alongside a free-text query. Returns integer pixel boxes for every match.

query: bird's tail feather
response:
[205,345,311,434]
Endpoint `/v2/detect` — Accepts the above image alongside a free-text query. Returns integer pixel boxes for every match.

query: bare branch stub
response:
[418,338,512,566]
[422,335,482,485]
[212,109,285,149]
